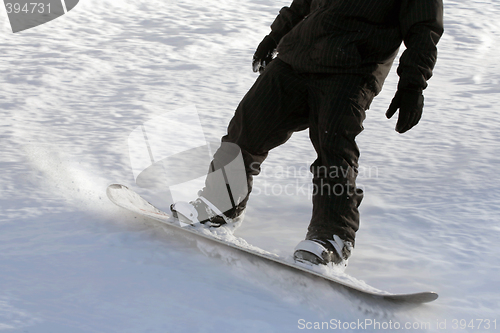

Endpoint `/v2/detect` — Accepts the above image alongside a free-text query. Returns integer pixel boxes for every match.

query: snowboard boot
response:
[170,196,245,230]
[293,235,353,269]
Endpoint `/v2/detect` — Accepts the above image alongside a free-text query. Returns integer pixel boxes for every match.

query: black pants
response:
[210,58,375,244]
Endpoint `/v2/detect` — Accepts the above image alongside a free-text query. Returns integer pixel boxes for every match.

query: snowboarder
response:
[171,0,444,269]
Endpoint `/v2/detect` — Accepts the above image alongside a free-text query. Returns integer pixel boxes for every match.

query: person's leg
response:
[306,75,375,246]
[199,58,311,219]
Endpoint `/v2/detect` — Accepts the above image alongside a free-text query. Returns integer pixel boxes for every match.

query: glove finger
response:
[413,109,422,126]
[253,41,267,60]
[401,105,423,133]
[252,58,261,73]
[257,54,274,74]
[409,95,424,129]
[253,42,268,72]
[386,93,400,119]
[398,117,413,133]
[385,102,398,119]
[395,109,410,133]
[399,110,420,133]
[385,91,401,119]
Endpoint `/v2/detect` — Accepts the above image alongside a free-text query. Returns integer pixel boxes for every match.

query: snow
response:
[0,0,499,331]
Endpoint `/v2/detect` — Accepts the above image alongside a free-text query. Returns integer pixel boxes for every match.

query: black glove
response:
[252,35,277,74]
[386,89,424,134]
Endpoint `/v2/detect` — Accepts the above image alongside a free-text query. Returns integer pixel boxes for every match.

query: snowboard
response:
[106,183,439,304]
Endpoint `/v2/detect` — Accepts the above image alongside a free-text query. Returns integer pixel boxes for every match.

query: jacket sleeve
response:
[398,0,444,91]
[269,0,312,44]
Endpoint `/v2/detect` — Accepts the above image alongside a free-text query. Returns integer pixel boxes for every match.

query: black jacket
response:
[269,0,444,94]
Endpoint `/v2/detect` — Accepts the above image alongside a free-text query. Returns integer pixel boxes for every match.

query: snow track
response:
[1,0,499,331]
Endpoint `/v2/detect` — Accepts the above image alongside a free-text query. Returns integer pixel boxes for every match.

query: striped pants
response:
[214,58,375,244]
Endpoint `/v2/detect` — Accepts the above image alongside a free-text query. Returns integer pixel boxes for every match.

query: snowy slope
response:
[0,0,499,332]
